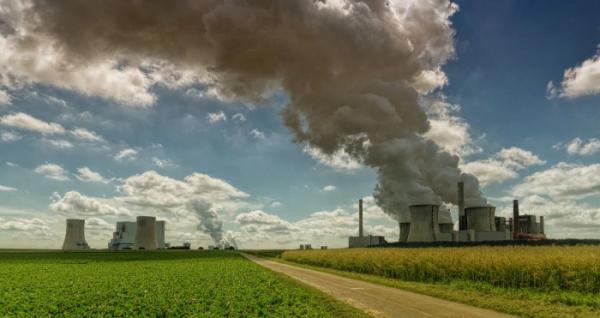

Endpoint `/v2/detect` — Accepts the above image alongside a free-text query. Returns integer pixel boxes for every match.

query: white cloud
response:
[410,67,448,94]
[303,145,362,171]
[152,157,175,168]
[0,217,54,239]
[0,112,65,134]
[0,184,16,192]
[422,97,481,158]
[44,139,73,149]
[51,191,130,216]
[513,162,600,200]
[34,163,69,181]
[0,89,10,105]
[270,201,282,208]
[249,128,266,140]
[0,130,21,142]
[548,47,600,98]
[461,147,545,186]
[76,167,109,183]
[323,185,336,192]
[70,128,105,142]
[114,148,137,161]
[207,111,227,124]
[232,113,246,122]
[563,137,600,156]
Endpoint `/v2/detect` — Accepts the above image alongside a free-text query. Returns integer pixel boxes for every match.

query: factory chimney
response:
[539,216,544,234]
[358,199,364,238]
[62,219,89,250]
[457,181,465,230]
[513,200,520,238]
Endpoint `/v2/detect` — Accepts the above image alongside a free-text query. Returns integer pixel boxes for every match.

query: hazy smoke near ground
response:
[4,0,485,222]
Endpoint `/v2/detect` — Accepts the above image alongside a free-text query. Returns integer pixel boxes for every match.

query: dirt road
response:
[243,254,515,318]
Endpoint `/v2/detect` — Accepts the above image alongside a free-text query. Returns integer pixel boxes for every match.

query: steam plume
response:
[5,0,485,222]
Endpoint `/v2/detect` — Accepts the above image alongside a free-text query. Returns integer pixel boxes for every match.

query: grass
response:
[0,250,369,317]
[281,246,600,318]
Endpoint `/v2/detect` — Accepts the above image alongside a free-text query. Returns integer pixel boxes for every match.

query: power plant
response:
[348,199,387,247]
[349,181,546,247]
[109,218,167,250]
[62,219,89,250]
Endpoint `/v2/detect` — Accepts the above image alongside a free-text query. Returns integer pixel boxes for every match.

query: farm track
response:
[243,253,515,318]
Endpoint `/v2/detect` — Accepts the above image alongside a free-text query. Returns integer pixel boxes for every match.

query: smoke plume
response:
[4,0,485,222]
[187,199,237,248]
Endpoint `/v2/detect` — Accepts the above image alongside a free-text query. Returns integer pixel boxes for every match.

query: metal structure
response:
[134,216,158,250]
[406,204,440,242]
[108,221,136,250]
[62,219,89,250]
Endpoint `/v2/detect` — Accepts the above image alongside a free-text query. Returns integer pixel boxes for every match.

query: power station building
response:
[348,199,387,247]
[62,219,89,250]
[108,217,167,250]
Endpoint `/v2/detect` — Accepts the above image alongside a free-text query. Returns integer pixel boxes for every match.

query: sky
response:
[1,0,600,249]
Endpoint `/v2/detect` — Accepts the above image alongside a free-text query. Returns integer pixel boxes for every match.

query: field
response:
[0,250,367,317]
[282,246,600,317]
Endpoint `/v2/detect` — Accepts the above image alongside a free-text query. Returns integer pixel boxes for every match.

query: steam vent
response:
[62,219,89,250]
[134,216,158,250]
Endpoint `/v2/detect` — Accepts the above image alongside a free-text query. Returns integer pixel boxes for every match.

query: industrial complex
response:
[349,181,546,247]
[62,216,168,250]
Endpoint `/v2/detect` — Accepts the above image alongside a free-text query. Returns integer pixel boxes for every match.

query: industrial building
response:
[108,217,167,250]
[350,181,546,247]
[62,219,89,250]
[348,199,387,247]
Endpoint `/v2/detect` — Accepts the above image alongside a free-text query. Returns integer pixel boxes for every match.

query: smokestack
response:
[359,199,364,238]
[539,216,544,234]
[62,219,89,250]
[513,200,520,237]
[457,181,465,230]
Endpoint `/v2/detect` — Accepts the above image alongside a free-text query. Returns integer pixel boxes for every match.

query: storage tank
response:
[134,216,158,250]
[465,206,496,232]
[62,219,89,250]
[407,205,440,242]
[438,209,454,233]
[155,220,166,249]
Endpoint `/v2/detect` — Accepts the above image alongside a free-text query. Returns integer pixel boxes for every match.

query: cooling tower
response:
[438,209,454,233]
[407,205,440,242]
[62,219,89,250]
[465,206,496,232]
[155,220,166,249]
[399,222,410,242]
[134,216,158,250]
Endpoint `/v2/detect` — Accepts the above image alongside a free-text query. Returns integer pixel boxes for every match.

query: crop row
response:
[282,246,600,293]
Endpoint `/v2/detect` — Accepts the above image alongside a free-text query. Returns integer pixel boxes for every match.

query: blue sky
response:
[1,0,600,248]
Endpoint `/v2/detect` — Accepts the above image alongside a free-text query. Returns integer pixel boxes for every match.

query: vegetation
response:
[0,250,368,317]
[282,246,600,317]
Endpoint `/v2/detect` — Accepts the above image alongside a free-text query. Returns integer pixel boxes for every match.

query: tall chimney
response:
[513,200,520,237]
[359,199,364,238]
[457,181,465,230]
[539,216,544,234]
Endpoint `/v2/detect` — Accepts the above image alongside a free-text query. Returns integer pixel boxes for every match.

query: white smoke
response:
[187,199,237,248]
[2,0,485,222]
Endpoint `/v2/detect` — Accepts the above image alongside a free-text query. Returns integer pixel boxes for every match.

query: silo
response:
[407,205,440,242]
[465,206,496,232]
[62,219,89,250]
[155,220,166,249]
[134,216,158,250]
[438,209,454,233]
[399,222,410,242]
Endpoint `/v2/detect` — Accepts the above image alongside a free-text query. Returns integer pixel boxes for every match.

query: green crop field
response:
[0,250,367,317]
[282,246,600,317]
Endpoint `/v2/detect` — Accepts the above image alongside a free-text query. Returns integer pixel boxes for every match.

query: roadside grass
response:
[0,250,368,318]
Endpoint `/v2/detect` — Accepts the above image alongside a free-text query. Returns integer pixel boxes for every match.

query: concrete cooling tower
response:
[134,216,158,250]
[62,219,89,250]
[155,220,166,249]
[407,205,440,242]
[398,222,410,242]
[438,209,454,234]
[465,206,496,232]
